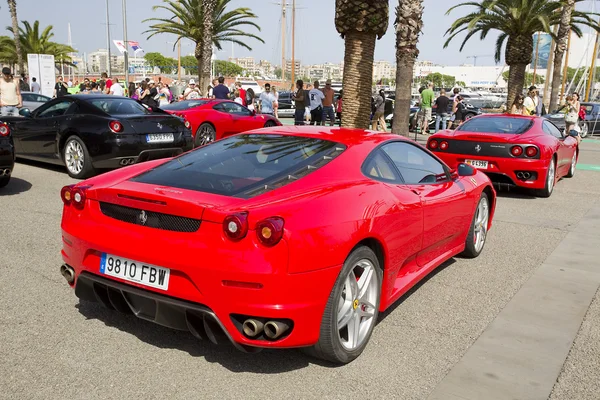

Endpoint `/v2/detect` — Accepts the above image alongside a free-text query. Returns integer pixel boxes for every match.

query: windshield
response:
[457,117,533,134]
[161,100,208,111]
[131,134,345,197]
[87,98,150,115]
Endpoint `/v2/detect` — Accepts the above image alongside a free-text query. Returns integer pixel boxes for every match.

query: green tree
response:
[501,70,544,86]
[144,0,263,83]
[274,67,282,79]
[7,0,23,72]
[180,55,198,71]
[456,80,466,87]
[444,0,599,108]
[335,0,389,129]
[213,60,242,77]
[143,52,177,73]
[420,72,456,88]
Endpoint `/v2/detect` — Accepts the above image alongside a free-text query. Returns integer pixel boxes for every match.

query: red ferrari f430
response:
[60,127,496,364]
[427,114,579,197]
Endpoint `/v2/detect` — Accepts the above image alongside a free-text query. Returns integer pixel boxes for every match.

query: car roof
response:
[245,126,410,146]
[473,113,538,121]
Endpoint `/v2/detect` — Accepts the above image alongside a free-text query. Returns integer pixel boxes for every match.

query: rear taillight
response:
[61,185,88,210]
[511,146,523,157]
[256,217,285,247]
[184,120,191,129]
[61,185,74,206]
[0,123,9,136]
[428,140,438,149]
[439,141,449,150]
[109,120,123,133]
[525,146,538,157]
[223,212,249,241]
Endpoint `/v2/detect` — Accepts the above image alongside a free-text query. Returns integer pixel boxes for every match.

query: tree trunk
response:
[7,0,23,74]
[200,0,215,92]
[549,0,575,111]
[341,31,376,129]
[506,63,527,108]
[195,42,203,87]
[505,35,533,107]
[392,0,423,136]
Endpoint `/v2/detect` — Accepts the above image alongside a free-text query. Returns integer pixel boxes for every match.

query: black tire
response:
[579,121,589,138]
[0,175,10,188]
[63,136,95,179]
[306,246,382,364]
[264,120,277,128]
[195,123,216,147]
[461,192,490,258]
[536,157,556,198]
[566,150,577,178]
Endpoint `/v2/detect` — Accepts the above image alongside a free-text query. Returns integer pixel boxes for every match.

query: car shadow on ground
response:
[75,301,340,372]
[16,158,69,176]
[0,177,32,195]
[493,186,538,200]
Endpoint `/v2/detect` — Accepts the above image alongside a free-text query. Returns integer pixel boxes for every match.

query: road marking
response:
[577,163,600,172]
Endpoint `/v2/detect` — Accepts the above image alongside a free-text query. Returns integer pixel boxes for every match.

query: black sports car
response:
[0,121,15,188]
[5,95,193,179]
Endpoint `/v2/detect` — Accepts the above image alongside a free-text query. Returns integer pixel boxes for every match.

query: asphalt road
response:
[1,138,600,400]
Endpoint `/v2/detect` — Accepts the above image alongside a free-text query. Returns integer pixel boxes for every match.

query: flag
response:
[129,41,144,54]
[113,40,128,54]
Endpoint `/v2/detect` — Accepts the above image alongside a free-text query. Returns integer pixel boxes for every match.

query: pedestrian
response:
[335,90,343,126]
[526,85,545,116]
[30,77,40,94]
[183,79,201,99]
[212,76,230,100]
[292,79,306,125]
[371,89,386,132]
[309,81,325,125]
[19,73,30,92]
[233,90,243,105]
[321,79,336,126]
[448,87,460,129]
[272,86,279,118]
[234,82,247,106]
[246,88,256,111]
[67,78,73,88]
[98,80,106,94]
[434,89,450,132]
[510,94,527,115]
[0,67,22,116]
[158,83,170,106]
[564,94,580,136]
[101,72,113,94]
[420,82,435,134]
[304,84,312,124]
[109,78,124,96]
[258,83,276,115]
[208,78,218,98]
[90,82,102,94]
[128,82,136,99]
[53,76,69,98]
[523,88,538,116]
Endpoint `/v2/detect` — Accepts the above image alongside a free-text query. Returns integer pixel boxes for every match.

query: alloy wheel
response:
[547,159,555,194]
[473,196,489,253]
[198,125,216,146]
[65,140,84,175]
[336,259,379,351]
[570,152,577,175]
[580,123,589,138]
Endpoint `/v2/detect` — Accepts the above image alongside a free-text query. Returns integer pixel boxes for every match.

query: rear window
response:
[457,117,532,134]
[131,134,346,197]
[87,98,150,115]
[161,100,208,111]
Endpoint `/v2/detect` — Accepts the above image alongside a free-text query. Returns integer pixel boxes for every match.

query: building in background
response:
[285,59,301,78]
[373,60,396,81]
[414,62,508,88]
[87,49,120,74]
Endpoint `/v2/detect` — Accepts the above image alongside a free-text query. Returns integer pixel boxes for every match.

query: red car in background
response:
[162,99,281,147]
[427,115,579,197]
[59,127,495,364]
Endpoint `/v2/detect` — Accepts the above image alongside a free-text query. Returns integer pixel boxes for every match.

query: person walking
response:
[212,76,230,99]
[564,95,579,134]
[109,78,124,96]
[0,67,22,116]
[258,83,276,115]
[30,77,40,94]
[183,79,201,99]
[54,76,69,98]
[235,82,247,106]
[371,89,386,131]
[272,86,279,118]
[321,79,336,126]
[510,94,527,115]
[101,72,113,94]
[19,73,30,92]
[246,88,256,111]
[420,82,435,134]
[292,79,306,125]
[335,90,343,126]
[434,89,450,132]
[309,81,325,125]
[128,82,136,99]
[523,88,538,116]
[448,87,460,129]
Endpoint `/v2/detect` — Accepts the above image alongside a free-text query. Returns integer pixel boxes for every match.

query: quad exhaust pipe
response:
[242,319,264,338]
[516,172,531,180]
[264,320,291,340]
[60,264,75,284]
[0,168,10,176]
[119,158,136,166]
[242,318,291,340]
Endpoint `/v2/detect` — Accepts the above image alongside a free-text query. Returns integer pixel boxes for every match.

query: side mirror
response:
[251,109,256,116]
[456,162,477,177]
[19,108,31,118]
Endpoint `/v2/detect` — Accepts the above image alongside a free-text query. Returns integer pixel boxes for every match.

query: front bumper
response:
[436,152,549,189]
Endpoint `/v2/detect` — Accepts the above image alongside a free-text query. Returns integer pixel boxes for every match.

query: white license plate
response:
[146,133,174,143]
[465,159,489,169]
[100,253,170,291]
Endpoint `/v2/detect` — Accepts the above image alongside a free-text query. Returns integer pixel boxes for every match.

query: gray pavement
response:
[1,138,600,400]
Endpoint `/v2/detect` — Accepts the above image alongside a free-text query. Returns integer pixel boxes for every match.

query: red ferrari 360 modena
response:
[60,127,496,364]
[427,114,579,197]
[161,99,281,147]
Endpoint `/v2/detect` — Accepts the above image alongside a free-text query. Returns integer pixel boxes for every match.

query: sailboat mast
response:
[291,0,295,88]
[106,0,112,76]
[281,1,286,82]
[585,31,599,101]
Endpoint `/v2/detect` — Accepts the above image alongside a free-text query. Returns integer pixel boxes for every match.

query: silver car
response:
[21,92,51,111]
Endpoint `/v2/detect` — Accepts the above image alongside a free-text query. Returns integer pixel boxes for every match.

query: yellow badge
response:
[353,299,359,310]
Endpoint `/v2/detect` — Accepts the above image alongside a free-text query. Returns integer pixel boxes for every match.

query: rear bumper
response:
[0,136,15,171]
[436,152,549,189]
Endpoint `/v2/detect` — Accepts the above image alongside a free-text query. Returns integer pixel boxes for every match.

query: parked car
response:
[21,92,51,111]
[0,120,15,188]
[543,102,600,138]
[4,95,192,179]
[386,103,482,131]
[161,99,281,147]
[427,114,578,197]
[59,126,496,364]
[275,91,295,118]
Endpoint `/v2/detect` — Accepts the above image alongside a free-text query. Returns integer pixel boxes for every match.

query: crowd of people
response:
[414,83,469,134]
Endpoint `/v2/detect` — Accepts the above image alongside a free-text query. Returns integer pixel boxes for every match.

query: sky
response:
[0,0,598,67]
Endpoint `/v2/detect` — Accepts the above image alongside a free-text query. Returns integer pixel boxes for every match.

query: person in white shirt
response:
[183,79,201,99]
[208,78,218,98]
[233,90,243,105]
[30,77,40,94]
[523,88,538,116]
[67,80,73,87]
[309,81,325,125]
[109,78,124,96]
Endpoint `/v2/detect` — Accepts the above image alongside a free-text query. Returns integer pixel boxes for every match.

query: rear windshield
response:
[131,134,345,197]
[87,98,150,115]
[161,100,208,111]
[457,117,532,134]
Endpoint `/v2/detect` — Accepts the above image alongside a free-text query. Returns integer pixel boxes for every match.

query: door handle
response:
[411,188,422,196]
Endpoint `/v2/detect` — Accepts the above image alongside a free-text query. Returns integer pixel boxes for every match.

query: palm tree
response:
[444,0,599,108]
[335,0,389,129]
[144,0,263,83]
[0,35,18,65]
[7,21,76,68]
[392,0,423,136]
[549,0,575,111]
[201,0,216,92]
[7,0,23,73]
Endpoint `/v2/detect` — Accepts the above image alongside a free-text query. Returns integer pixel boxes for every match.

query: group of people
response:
[292,79,341,126]
[416,83,469,134]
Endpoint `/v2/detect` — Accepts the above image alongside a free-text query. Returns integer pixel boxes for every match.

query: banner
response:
[129,41,144,54]
[531,33,552,69]
[27,54,40,89]
[39,54,56,97]
[113,40,145,54]
[113,40,128,54]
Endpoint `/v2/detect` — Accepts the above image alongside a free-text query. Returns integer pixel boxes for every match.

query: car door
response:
[543,120,575,175]
[211,102,236,137]
[222,102,259,133]
[21,99,74,158]
[380,141,471,268]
